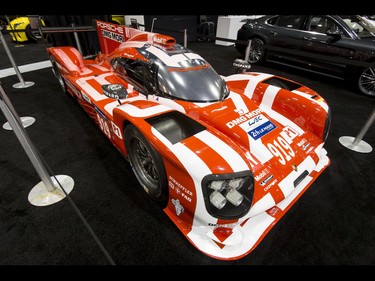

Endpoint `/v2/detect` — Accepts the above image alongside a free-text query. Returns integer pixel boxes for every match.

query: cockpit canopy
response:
[110,43,229,102]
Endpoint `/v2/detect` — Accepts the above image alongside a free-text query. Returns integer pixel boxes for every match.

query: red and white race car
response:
[47,20,331,260]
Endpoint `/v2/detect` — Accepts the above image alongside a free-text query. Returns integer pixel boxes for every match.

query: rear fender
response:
[47,46,90,77]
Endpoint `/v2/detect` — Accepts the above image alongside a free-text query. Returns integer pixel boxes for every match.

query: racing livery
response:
[47,20,331,260]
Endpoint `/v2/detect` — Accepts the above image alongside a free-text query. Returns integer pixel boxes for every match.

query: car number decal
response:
[97,113,111,139]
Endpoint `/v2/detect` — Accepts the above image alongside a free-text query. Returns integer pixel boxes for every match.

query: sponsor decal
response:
[226,108,263,129]
[65,80,81,98]
[208,223,237,228]
[168,64,209,72]
[255,168,270,181]
[169,176,192,202]
[263,179,277,192]
[101,30,125,43]
[97,21,124,34]
[96,113,111,139]
[260,174,274,186]
[96,20,126,55]
[302,143,311,151]
[297,137,311,151]
[281,126,299,143]
[81,92,91,104]
[172,199,184,216]
[111,121,122,140]
[246,115,277,140]
[297,138,307,147]
[153,35,171,45]
[94,104,106,119]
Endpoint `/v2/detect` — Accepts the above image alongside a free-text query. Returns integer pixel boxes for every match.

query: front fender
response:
[262,76,331,141]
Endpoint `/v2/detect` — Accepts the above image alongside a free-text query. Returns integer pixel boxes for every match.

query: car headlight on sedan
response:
[202,171,254,219]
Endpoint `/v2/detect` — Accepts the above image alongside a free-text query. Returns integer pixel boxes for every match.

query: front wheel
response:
[124,124,168,207]
[358,67,375,96]
[247,38,265,64]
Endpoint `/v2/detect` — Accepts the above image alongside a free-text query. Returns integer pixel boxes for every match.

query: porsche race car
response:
[47,20,331,260]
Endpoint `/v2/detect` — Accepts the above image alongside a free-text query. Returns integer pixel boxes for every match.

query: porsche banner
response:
[96,20,147,55]
[96,20,127,55]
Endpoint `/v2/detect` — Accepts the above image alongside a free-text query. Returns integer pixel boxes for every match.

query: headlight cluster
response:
[202,171,254,219]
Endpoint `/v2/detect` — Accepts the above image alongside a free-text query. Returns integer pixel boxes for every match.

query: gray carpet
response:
[0,32,374,269]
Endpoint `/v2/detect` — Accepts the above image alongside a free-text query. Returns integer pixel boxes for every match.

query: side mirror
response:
[233,58,251,73]
[102,84,128,104]
[326,27,342,41]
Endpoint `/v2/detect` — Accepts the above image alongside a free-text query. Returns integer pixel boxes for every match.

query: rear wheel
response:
[50,55,67,94]
[358,67,375,96]
[124,124,168,207]
[25,25,38,42]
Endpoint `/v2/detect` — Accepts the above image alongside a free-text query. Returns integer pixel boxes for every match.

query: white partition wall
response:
[215,15,263,46]
[125,15,145,31]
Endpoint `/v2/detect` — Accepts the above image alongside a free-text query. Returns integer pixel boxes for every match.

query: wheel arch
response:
[350,58,375,97]
[47,47,88,77]
[261,75,331,141]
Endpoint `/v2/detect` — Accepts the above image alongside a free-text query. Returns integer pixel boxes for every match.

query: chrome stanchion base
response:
[339,136,373,153]
[28,175,75,206]
[3,116,35,130]
[13,81,35,88]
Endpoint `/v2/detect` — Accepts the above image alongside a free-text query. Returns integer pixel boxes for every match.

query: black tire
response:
[50,55,67,94]
[25,25,37,42]
[0,18,7,32]
[247,38,265,64]
[124,124,168,206]
[358,67,375,97]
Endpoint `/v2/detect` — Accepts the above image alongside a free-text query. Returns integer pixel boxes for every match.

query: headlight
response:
[202,171,254,219]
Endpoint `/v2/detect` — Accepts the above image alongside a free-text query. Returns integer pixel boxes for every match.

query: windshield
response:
[340,15,375,38]
[155,59,229,102]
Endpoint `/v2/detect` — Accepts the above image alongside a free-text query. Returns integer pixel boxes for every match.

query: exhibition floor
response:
[0,33,374,269]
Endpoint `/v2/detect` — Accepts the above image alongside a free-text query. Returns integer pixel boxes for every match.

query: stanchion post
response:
[184,29,187,48]
[71,23,83,54]
[151,18,157,32]
[0,82,74,205]
[0,29,34,88]
[352,108,375,146]
[244,39,251,62]
[0,82,56,191]
[339,108,374,153]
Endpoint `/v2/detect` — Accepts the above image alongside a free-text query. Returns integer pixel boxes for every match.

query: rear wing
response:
[95,19,144,55]
[95,20,177,55]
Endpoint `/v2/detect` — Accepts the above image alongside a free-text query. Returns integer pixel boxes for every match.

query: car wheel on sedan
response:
[124,124,168,207]
[358,67,375,96]
[247,38,265,64]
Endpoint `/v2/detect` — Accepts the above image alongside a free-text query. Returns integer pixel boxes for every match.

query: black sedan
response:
[235,15,375,96]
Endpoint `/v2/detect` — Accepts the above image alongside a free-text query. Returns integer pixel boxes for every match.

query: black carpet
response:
[0,33,374,269]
